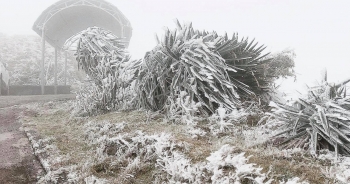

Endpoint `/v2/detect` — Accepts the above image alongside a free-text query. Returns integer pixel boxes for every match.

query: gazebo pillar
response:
[41,26,45,95]
[64,51,67,85]
[0,73,2,96]
[54,47,58,94]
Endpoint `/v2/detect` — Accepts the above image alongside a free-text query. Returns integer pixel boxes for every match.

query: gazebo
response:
[32,0,132,94]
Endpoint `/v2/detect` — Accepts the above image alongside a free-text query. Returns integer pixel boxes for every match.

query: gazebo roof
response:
[32,0,132,49]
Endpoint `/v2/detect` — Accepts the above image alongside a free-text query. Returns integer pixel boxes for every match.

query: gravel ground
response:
[0,94,76,183]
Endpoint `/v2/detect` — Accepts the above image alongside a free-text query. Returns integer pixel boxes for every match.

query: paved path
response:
[0,94,75,183]
[0,94,76,108]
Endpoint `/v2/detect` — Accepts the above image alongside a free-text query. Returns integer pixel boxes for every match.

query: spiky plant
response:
[75,27,128,82]
[74,27,140,114]
[270,70,350,156]
[136,20,294,116]
[218,36,295,101]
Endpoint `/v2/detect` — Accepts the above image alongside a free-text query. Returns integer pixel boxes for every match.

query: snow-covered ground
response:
[19,100,350,183]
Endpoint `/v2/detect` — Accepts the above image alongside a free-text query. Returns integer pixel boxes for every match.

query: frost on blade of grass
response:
[165,91,208,138]
[83,121,178,183]
[240,121,282,148]
[84,120,126,144]
[186,126,207,138]
[155,151,205,183]
[165,90,203,124]
[80,119,274,183]
[280,177,309,184]
[84,175,108,184]
[318,150,350,183]
[37,167,79,184]
[208,106,237,135]
[208,102,264,136]
[335,157,350,184]
[155,144,272,184]
[206,144,272,184]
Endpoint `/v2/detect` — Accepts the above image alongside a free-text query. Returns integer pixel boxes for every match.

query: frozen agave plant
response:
[270,69,350,157]
[136,20,295,117]
[72,27,141,115]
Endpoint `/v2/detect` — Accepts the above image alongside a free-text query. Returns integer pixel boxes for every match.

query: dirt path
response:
[0,94,76,183]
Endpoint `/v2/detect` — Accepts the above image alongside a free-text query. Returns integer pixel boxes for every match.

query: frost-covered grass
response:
[19,100,349,183]
[318,150,350,183]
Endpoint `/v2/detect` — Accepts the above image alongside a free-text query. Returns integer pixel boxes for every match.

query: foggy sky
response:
[1,0,350,94]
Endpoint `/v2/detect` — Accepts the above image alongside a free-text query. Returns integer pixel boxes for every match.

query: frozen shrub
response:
[269,70,350,156]
[73,27,141,115]
[136,20,295,117]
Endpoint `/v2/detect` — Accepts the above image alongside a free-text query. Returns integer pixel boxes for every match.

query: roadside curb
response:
[23,128,50,174]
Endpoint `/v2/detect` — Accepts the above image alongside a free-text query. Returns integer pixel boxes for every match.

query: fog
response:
[1,0,350,95]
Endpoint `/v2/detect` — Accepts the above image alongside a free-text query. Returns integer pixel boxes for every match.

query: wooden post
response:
[64,51,67,86]
[54,47,58,94]
[41,26,46,95]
